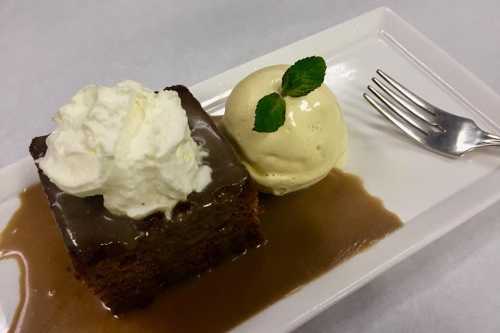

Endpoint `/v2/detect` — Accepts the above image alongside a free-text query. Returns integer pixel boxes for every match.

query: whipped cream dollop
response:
[39,81,212,219]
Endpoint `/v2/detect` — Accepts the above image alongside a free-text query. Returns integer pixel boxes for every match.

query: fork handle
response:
[479,132,500,146]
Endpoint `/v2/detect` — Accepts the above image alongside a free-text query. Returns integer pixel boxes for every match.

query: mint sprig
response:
[253,56,326,133]
[253,93,286,133]
[281,56,326,97]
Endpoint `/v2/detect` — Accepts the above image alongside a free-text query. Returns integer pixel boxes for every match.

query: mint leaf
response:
[281,56,326,97]
[253,93,286,133]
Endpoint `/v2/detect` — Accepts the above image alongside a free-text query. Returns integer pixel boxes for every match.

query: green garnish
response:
[253,93,286,133]
[281,56,327,97]
[253,56,327,133]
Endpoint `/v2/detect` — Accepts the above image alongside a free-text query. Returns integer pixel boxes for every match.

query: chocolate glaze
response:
[169,85,248,204]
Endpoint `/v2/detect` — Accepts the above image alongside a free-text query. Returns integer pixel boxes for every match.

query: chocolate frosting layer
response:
[169,85,248,204]
[29,85,250,263]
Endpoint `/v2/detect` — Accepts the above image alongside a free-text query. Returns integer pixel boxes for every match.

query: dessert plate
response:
[2,7,500,333]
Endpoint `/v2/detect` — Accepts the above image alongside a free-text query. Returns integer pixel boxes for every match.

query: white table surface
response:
[1,1,500,332]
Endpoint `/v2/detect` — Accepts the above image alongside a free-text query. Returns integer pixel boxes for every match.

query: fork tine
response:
[371,77,438,126]
[363,93,427,144]
[376,69,436,115]
[367,85,428,135]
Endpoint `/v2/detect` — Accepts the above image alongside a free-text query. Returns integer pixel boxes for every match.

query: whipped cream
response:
[39,80,212,219]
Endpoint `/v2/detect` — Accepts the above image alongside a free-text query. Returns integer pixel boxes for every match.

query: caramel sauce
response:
[0,170,401,333]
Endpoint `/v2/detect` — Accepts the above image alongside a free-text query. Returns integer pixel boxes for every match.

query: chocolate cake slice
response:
[29,85,263,314]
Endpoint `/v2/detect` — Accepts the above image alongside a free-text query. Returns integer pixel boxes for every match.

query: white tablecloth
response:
[1,1,499,332]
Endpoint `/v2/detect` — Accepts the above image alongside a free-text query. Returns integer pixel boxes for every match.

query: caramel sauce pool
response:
[0,170,401,333]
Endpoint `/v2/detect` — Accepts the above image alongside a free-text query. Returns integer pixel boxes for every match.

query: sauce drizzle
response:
[0,170,401,333]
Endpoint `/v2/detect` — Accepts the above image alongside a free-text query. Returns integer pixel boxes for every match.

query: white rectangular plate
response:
[2,7,500,333]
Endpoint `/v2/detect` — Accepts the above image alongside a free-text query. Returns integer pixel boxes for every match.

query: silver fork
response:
[363,69,500,157]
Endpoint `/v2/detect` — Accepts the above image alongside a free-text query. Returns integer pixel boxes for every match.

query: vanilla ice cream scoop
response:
[223,65,347,195]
